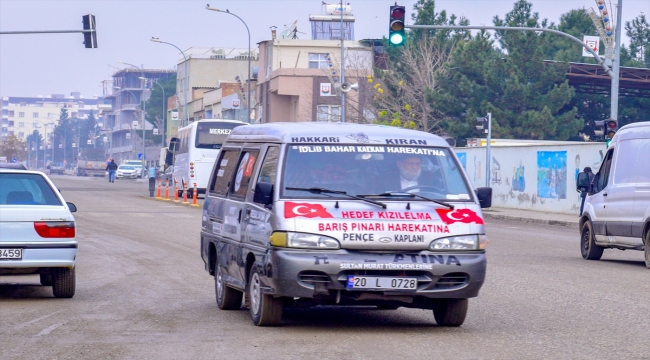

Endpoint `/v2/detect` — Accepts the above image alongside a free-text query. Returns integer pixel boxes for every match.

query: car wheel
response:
[52,267,75,298]
[248,265,283,326]
[215,260,243,310]
[580,221,604,260]
[643,229,650,269]
[432,299,468,327]
[40,273,53,286]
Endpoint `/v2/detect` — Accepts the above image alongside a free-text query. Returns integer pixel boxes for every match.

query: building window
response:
[8,110,14,117]
[18,132,24,137]
[33,112,39,118]
[308,53,329,69]
[316,105,341,122]
[18,112,25,118]
[33,122,38,128]
[18,122,24,128]
[8,121,14,127]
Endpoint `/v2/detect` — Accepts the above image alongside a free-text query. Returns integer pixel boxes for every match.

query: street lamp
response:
[118,62,147,166]
[150,37,189,127]
[205,4,252,123]
[147,78,167,146]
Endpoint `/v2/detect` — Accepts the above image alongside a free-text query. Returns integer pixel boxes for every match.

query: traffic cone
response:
[156,179,162,199]
[191,183,199,207]
[182,181,189,204]
[163,179,170,201]
[173,178,180,202]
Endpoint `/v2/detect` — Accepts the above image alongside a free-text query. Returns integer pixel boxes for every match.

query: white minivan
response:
[577,121,650,268]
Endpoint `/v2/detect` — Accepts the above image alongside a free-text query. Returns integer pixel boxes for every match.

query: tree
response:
[51,108,76,163]
[144,74,176,145]
[625,14,650,68]
[0,135,27,161]
[434,0,582,145]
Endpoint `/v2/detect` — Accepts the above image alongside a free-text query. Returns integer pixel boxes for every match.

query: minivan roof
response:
[613,121,649,142]
[227,122,449,147]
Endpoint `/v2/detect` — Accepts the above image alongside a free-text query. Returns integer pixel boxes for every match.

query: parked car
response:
[0,169,78,298]
[49,162,65,175]
[116,165,138,179]
[577,121,650,268]
[122,160,145,178]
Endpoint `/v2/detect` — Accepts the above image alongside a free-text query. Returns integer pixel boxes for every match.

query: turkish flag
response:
[285,202,335,219]
[435,208,484,225]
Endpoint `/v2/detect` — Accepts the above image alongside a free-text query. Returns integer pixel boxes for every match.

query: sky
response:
[1,0,648,98]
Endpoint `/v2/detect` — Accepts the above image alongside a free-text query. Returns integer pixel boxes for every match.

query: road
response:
[1,175,648,359]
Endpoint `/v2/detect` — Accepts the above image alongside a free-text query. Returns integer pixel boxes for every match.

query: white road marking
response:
[16,311,61,329]
[36,322,65,336]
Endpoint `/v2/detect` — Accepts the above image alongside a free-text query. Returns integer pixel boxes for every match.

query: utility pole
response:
[340,0,346,123]
[486,113,492,187]
[610,0,622,123]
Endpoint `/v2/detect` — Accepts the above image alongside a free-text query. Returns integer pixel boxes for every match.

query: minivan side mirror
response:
[66,202,77,212]
[576,172,590,193]
[253,182,274,207]
[475,187,492,208]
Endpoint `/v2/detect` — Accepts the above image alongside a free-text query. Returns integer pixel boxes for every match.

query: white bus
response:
[169,119,247,194]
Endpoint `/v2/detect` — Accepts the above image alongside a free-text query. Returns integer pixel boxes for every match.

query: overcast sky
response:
[1,0,648,98]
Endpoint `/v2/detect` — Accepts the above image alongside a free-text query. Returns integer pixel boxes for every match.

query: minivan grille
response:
[298,271,331,284]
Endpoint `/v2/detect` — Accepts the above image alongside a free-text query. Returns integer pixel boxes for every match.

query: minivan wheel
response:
[247,266,282,326]
[215,263,243,310]
[643,229,650,269]
[432,299,468,327]
[52,267,75,298]
[581,221,604,260]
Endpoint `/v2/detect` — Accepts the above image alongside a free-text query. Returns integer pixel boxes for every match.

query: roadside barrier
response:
[191,183,199,207]
[156,179,162,199]
[173,178,180,202]
[163,179,170,201]
[182,180,189,205]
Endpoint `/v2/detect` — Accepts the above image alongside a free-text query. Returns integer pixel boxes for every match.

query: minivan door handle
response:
[237,209,242,223]
[603,193,607,196]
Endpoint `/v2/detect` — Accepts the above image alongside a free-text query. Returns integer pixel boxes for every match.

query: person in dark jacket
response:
[106,159,118,183]
[385,155,438,192]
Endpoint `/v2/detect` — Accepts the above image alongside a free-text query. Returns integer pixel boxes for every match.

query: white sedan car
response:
[0,169,77,298]
[116,165,138,179]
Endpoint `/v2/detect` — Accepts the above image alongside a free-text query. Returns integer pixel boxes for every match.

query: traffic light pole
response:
[486,113,492,187]
[610,0,623,124]
[340,1,346,123]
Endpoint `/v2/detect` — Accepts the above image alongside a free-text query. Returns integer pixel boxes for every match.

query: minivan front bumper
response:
[262,248,486,302]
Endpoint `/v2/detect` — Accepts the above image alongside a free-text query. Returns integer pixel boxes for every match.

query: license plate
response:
[0,248,22,260]
[346,276,417,290]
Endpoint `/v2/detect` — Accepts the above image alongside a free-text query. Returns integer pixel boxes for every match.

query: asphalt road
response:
[1,175,648,359]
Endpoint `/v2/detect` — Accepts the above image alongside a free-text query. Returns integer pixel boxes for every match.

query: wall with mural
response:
[455,143,606,214]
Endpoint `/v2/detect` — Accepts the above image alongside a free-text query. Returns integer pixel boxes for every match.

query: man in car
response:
[387,155,438,192]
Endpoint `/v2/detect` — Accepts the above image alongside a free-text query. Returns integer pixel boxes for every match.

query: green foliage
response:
[144,74,176,145]
[625,14,650,68]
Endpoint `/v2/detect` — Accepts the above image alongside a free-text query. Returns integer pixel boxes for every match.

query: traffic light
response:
[605,119,618,139]
[389,5,406,46]
[476,117,488,134]
[594,120,605,138]
[82,14,97,48]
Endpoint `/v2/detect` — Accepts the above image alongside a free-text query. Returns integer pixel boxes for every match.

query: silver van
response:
[577,121,650,268]
[200,123,492,326]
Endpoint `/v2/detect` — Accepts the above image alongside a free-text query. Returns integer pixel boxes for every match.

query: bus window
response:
[195,122,245,149]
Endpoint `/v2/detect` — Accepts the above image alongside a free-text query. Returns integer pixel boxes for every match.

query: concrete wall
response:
[455,143,607,214]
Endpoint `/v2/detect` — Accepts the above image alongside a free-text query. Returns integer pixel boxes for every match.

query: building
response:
[170,47,258,136]
[105,68,176,162]
[1,94,107,167]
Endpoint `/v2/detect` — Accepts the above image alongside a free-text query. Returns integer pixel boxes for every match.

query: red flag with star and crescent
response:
[284,202,335,219]
[435,208,484,225]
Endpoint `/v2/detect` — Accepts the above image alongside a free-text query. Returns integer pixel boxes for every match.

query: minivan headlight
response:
[270,232,340,249]
[429,235,487,250]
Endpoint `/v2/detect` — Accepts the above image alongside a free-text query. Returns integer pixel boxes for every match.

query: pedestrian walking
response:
[579,167,595,216]
[106,159,118,183]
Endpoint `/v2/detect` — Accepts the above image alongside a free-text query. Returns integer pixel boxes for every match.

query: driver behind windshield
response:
[390,155,438,192]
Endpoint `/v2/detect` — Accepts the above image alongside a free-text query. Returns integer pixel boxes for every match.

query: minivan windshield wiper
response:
[285,187,387,209]
[358,191,454,210]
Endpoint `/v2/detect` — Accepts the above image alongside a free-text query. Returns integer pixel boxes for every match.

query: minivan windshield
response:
[282,144,473,201]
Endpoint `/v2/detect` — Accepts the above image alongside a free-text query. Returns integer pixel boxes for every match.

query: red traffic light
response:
[391,7,405,18]
[606,120,617,129]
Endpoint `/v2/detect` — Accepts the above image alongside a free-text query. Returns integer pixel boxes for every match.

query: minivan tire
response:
[52,267,75,298]
[581,221,604,260]
[643,229,650,269]
[432,299,468,327]
[247,266,283,326]
[215,262,243,310]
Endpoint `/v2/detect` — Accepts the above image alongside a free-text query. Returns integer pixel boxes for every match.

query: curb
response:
[482,211,578,228]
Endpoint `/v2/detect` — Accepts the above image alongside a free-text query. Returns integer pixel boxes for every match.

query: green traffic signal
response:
[389,5,406,46]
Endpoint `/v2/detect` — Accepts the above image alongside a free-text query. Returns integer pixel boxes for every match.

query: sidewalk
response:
[482,207,579,228]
